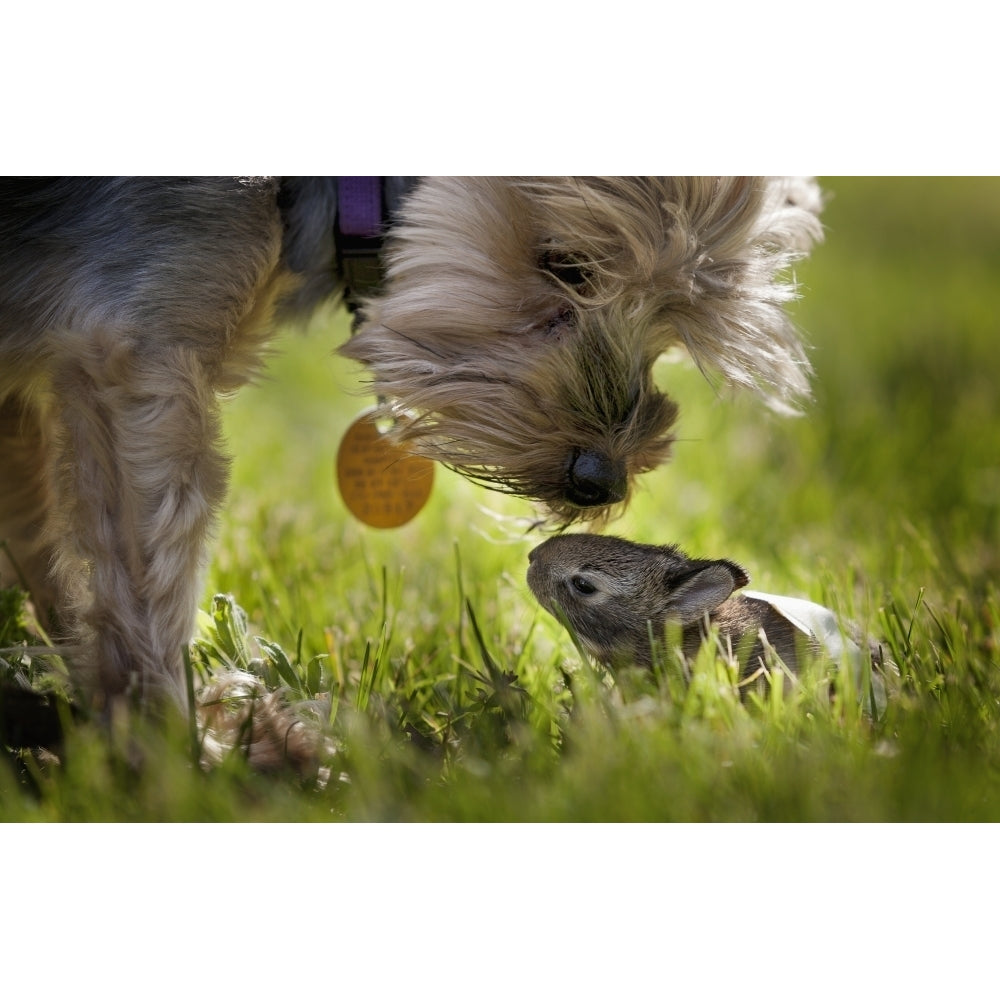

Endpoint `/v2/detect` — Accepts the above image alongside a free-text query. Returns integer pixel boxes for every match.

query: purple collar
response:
[336,176,426,315]
[335,176,387,312]
[337,176,383,238]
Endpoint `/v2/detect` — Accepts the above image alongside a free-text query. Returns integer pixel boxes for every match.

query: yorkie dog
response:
[0,176,822,728]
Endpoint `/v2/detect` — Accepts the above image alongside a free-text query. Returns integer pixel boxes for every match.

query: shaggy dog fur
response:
[0,177,822,742]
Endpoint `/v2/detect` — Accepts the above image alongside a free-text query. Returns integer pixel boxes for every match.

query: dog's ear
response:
[663,560,747,625]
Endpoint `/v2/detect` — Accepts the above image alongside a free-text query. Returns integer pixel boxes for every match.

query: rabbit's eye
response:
[571,575,597,596]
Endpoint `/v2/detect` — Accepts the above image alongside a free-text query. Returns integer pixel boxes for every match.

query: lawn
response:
[2,177,999,824]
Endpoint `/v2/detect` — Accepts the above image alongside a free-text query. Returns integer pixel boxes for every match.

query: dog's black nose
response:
[566,450,627,507]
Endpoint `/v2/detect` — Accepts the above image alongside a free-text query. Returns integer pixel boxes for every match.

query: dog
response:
[0,177,823,718]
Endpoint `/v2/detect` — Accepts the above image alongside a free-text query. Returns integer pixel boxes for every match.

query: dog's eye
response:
[541,249,590,287]
[571,575,597,596]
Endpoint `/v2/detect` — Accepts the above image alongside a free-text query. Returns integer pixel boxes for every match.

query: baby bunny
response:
[527,534,887,708]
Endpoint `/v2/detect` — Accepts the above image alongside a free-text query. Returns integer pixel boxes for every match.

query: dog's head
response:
[340,177,822,524]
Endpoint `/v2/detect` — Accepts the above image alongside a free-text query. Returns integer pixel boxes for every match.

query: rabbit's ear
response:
[664,560,747,626]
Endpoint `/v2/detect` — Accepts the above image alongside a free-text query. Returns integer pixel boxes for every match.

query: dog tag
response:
[336,411,434,528]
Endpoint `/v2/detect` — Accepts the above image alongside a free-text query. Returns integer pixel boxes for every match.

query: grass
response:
[2,177,1000,824]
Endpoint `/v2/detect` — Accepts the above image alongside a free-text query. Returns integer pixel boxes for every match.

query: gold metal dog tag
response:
[336,411,434,528]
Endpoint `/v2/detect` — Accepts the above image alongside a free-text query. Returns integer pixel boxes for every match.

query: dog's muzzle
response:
[565,450,627,508]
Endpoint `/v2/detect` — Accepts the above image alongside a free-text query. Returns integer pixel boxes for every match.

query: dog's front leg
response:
[48,333,229,713]
[0,395,60,627]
